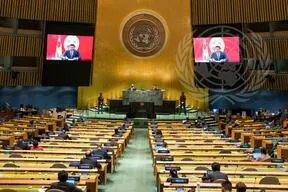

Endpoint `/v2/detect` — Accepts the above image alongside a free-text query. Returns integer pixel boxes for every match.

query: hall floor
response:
[99,128,155,192]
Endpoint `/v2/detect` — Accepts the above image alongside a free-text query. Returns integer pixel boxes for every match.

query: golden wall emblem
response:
[121,13,166,57]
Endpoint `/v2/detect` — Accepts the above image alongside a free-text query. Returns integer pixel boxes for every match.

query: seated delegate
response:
[80,151,102,169]
[48,170,83,192]
[207,162,229,182]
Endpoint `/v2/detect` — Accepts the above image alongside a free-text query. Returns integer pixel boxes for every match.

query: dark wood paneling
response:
[0,0,97,23]
[191,0,288,25]
[0,35,43,57]
[0,71,41,86]
[262,74,288,91]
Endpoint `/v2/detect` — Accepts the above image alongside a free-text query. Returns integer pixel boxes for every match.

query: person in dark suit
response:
[63,44,81,61]
[209,46,228,63]
[14,138,29,150]
[97,93,104,114]
[166,169,178,182]
[179,92,186,115]
[112,128,123,137]
[208,162,229,182]
[92,145,111,159]
[49,170,83,192]
[80,151,102,169]
[56,130,71,140]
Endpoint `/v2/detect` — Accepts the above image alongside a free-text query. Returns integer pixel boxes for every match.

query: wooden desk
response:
[0,168,99,192]
[0,136,14,146]
[163,182,288,191]
[277,145,288,159]
[0,176,97,192]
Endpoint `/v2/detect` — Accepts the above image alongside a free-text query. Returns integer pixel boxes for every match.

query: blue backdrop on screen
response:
[0,87,77,109]
[210,89,288,111]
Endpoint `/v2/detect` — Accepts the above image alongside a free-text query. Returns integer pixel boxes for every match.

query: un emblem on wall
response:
[121,12,167,57]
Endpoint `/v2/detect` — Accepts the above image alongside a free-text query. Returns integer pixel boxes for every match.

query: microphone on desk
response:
[220,156,225,162]
[253,176,257,188]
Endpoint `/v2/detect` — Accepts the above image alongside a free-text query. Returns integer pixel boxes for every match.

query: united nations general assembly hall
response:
[1,0,288,192]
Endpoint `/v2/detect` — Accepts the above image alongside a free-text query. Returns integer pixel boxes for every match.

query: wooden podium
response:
[127,102,155,118]
[109,90,176,117]
[123,90,163,118]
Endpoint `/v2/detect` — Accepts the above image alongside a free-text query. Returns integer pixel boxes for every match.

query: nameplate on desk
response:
[48,131,55,136]
[78,164,94,169]
[271,158,284,163]
[165,166,181,171]
[155,139,164,143]
[170,178,189,184]
[158,150,170,153]
[240,144,250,148]
[91,155,102,160]
[69,161,80,167]
[227,139,240,143]
[158,157,173,161]
[266,135,273,138]
[104,143,115,146]
[68,176,80,182]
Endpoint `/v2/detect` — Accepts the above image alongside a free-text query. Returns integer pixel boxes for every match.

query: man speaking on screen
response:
[209,45,228,63]
[63,44,81,61]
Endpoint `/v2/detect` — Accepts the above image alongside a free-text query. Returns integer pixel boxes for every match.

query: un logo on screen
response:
[176,26,271,105]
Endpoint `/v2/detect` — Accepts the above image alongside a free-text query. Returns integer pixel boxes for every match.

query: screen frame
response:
[45,34,94,62]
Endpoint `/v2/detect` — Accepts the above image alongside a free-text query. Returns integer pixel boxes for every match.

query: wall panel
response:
[0,36,15,56]
[70,0,97,23]
[262,75,288,91]
[191,0,288,25]
[45,0,70,22]
[268,40,288,59]
[0,35,43,57]
[0,0,97,23]
[0,71,41,86]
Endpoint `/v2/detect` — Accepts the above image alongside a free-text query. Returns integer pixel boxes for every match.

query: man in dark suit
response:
[209,46,228,63]
[208,162,229,182]
[179,92,186,115]
[80,151,102,169]
[63,44,81,61]
[97,93,104,114]
[49,170,83,192]
[92,146,111,159]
